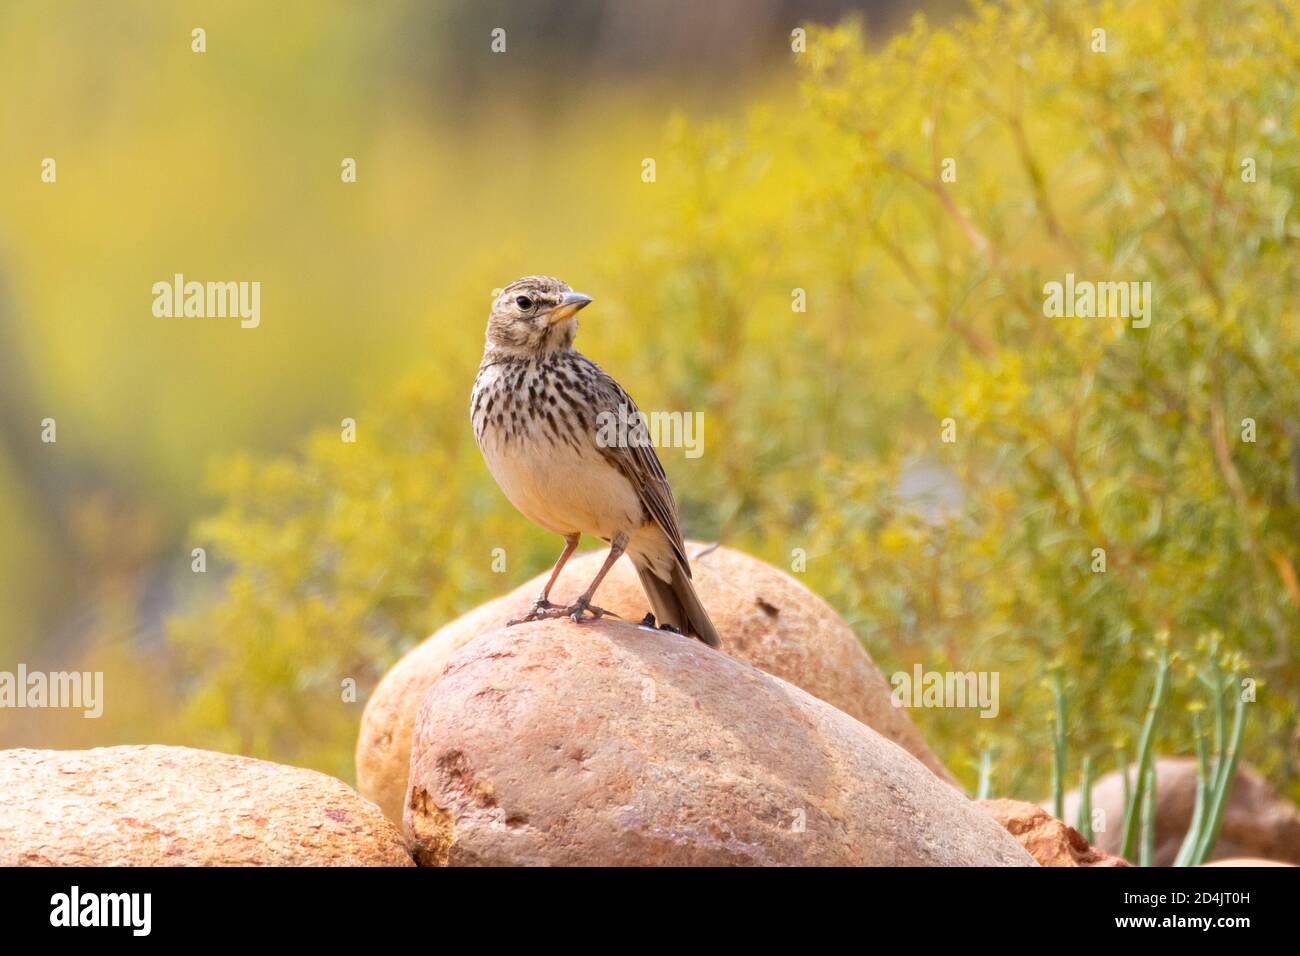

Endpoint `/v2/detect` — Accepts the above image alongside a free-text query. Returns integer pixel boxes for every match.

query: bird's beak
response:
[547,291,593,324]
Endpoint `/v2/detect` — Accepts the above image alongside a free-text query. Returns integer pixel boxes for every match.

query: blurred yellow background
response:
[2,0,1297,805]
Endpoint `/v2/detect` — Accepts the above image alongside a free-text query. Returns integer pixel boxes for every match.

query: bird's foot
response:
[521,596,621,624]
[507,598,560,626]
[638,612,657,628]
[553,596,620,624]
[657,621,684,635]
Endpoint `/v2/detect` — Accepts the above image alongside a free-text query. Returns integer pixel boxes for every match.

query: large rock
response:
[359,543,956,823]
[979,799,1128,867]
[1057,757,1300,865]
[0,746,413,866]
[403,619,1034,866]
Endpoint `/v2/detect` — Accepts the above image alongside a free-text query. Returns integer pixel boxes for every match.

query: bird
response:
[470,275,720,648]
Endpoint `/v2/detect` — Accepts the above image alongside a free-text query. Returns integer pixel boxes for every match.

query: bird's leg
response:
[561,532,628,623]
[508,533,580,626]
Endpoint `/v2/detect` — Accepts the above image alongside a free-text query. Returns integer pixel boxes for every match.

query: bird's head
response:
[484,275,592,356]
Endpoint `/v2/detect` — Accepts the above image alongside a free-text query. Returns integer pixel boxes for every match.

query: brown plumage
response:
[470,276,720,648]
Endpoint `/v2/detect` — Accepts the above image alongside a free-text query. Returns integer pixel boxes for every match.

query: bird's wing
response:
[578,355,690,572]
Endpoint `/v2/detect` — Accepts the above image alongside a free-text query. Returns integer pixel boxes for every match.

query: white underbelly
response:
[482,436,644,539]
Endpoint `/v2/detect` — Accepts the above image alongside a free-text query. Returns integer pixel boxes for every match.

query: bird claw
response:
[552,598,619,624]
[507,598,559,626]
[509,597,621,625]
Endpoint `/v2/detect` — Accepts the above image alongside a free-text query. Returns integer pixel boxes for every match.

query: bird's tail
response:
[632,554,721,649]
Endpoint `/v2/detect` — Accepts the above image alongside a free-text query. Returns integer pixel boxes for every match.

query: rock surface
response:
[403,618,1034,866]
[979,798,1129,867]
[1057,757,1300,865]
[0,746,413,866]
[1201,857,1295,867]
[359,542,956,823]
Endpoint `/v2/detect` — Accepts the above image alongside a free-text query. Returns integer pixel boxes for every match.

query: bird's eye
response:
[515,295,534,311]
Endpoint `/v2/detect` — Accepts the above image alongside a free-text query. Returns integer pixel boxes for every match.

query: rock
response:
[1057,757,1300,865]
[358,542,956,823]
[979,798,1129,867]
[403,618,1035,866]
[1201,858,1295,867]
[0,746,413,866]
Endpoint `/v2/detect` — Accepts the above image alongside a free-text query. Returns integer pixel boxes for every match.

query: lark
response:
[471,276,720,648]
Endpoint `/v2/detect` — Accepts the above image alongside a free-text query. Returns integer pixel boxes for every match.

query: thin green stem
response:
[1051,671,1067,821]
[976,747,994,801]
[1139,759,1158,867]
[1174,711,1211,867]
[1077,754,1095,843]
[1120,648,1171,861]
[1193,681,1249,866]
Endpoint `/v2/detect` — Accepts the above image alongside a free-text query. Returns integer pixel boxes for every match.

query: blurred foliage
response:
[0,0,697,662]
[793,0,1300,799]
[178,0,1300,793]
[7,0,1300,802]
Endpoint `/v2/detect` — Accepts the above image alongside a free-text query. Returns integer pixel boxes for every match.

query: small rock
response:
[979,798,1129,867]
[1200,857,1295,867]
